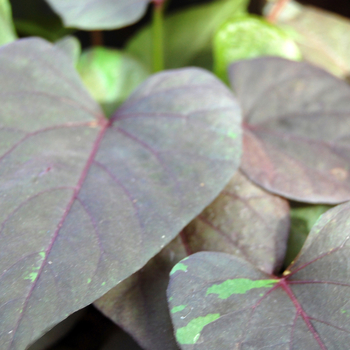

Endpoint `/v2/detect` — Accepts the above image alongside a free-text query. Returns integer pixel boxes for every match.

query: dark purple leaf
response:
[168,201,350,349]
[95,170,289,349]
[45,0,150,30]
[229,57,350,203]
[0,38,241,349]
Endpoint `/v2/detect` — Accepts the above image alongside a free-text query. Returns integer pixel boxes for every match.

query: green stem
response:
[152,1,165,72]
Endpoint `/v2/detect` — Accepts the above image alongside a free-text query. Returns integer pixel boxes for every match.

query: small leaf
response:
[0,0,17,45]
[55,35,81,66]
[214,15,301,81]
[77,47,149,117]
[230,56,350,203]
[45,0,150,30]
[0,38,242,349]
[95,171,289,349]
[270,0,350,78]
[284,204,332,267]
[168,201,350,348]
[126,0,249,71]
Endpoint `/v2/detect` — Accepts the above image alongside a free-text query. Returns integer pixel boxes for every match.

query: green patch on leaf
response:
[206,278,278,299]
[170,262,188,275]
[176,313,220,344]
[171,305,187,314]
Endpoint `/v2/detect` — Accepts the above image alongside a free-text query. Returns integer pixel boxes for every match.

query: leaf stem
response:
[152,0,165,72]
[267,0,291,23]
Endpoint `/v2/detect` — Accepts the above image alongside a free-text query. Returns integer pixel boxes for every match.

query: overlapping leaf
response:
[270,0,350,78]
[77,47,149,117]
[214,15,301,81]
[168,201,350,349]
[45,0,150,30]
[229,56,350,203]
[95,170,289,349]
[126,0,248,71]
[0,0,17,46]
[0,38,242,349]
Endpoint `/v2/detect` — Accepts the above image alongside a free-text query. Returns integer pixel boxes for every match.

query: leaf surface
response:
[95,170,289,349]
[126,0,248,71]
[229,56,350,203]
[214,15,301,82]
[0,0,16,46]
[168,201,350,349]
[0,38,242,349]
[77,47,149,117]
[45,0,149,30]
[270,0,350,78]
[55,35,81,66]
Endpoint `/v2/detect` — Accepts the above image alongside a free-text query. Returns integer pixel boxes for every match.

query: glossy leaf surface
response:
[0,0,16,45]
[45,0,149,30]
[230,57,350,203]
[168,202,350,349]
[95,170,289,349]
[126,0,248,71]
[271,0,350,78]
[0,38,242,349]
[214,15,301,81]
[77,47,149,117]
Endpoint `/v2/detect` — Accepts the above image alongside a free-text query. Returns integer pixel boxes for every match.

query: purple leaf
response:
[229,57,350,203]
[45,0,150,30]
[0,38,242,349]
[95,170,289,349]
[168,201,350,349]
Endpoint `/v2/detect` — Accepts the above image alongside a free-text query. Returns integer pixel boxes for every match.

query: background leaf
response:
[213,15,301,82]
[0,0,17,45]
[168,201,350,349]
[45,0,150,30]
[268,0,350,78]
[95,170,289,349]
[230,56,350,203]
[77,47,150,118]
[0,38,242,349]
[126,0,249,71]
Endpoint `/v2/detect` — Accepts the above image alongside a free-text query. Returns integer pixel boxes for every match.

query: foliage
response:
[1,0,350,349]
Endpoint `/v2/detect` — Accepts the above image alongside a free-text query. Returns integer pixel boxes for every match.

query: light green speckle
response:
[171,305,187,314]
[170,262,188,275]
[101,282,106,286]
[176,313,220,344]
[39,252,46,259]
[24,272,38,283]
[227,131,238,139]
[169,296,174,301]
[87,278,92,284]
[206,278,278,299]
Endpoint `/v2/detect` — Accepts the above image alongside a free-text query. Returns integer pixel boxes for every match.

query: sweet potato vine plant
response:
[1,0,350,349]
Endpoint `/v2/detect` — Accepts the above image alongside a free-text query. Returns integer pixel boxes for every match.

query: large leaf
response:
[45,0,149,30]
[168,201,350,349]
[0,38,242,349]
[270,0,350,78]
[77,47,149,117]
[126,0,249,71]
[214,15,301,82]
[95,170,289,350]
[0,0,17,45]
[229,56,350,203]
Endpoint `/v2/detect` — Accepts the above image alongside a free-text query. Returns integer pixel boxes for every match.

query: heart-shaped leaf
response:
[214,15,301,82]
[230,56,350,203]
[0,38,242,349]
[95,170,289,349]
[45,0,149,30]
[77,47,149,117]
[126,0,248,71]
[168,201,350,349]
[269,0,350,78]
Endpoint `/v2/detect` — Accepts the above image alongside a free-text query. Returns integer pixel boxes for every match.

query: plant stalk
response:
[152,0,165,72]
